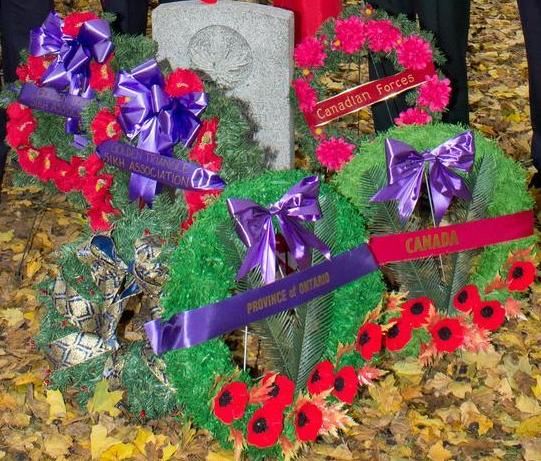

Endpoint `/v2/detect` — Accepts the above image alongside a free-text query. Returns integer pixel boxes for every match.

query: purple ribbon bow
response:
[371,131,475,225]
[227,176,331,285]
[115,59,208,204]
[29,12,114,146]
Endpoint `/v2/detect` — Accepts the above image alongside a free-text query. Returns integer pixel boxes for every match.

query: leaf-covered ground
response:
[1,0,540,460]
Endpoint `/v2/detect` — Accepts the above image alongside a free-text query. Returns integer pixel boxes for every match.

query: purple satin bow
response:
[115,59,208,204]
[227,176,331,285]
[29,12,113,146]
[371,131,475,225]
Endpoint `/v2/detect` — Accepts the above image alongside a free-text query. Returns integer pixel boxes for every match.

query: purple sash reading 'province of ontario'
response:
[18,82,91,119]
[145,244,378,354]
[97,140,225,192]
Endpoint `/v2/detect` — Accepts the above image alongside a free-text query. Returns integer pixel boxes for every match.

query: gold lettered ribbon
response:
[46,234,170,388]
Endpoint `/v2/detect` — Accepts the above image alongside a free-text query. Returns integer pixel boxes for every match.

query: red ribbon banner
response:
[369,211,535,265]
[305,64,435,128]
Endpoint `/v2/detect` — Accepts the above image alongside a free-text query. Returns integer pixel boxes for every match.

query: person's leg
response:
[368,0,415,132]
[0,0,54,193]
[416,0,471,125]
[517,0,541,177]
[101,0,149,35]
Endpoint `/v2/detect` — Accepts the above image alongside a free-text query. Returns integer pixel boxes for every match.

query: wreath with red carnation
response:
[292,3,450,170]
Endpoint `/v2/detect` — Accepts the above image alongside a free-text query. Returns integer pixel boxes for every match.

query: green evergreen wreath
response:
[161,170,385,459]
[334,123,534,310]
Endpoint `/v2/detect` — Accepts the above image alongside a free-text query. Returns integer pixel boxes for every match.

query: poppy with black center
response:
[355,322,383,361]
[472,300,506,331]
[307,360,335,395]
[429,318,465,353]
[246,404,284,448]
[452,284,481,313]
[507,261,536,292]
[212,381,249,424]
[332,365,358,404]
[295,401,323,442]
[384,318,413,352]
[401,296,432,328]
[261,373,295,409]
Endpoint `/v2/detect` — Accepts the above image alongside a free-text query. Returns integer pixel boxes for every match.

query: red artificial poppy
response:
[16,63,29,82]
[6,118,36,148]
[35,146,58,182]
[62,11,99,37]
[429,318,465,353]
[212,381,249,424]
[87,200,119,232]
[295,401,323,442]
[384,317,413,352]
[82,174,114,205]
[355,322,383,361]
[472,300,506,331]
[27,55,53,82]
[261,373,295,409]
[52,159,78,193]
[164,69,204,98]
[401,296,432,328]
[246,404,284,448]
[89,56,116,92]
[90,109,122,146]
[307,360,335,395]
[182,190,221,229]
[6,103,33,122]
[453,285,481,313]
[332,365,358,404]
[507,261,537,292]
[17,147,43,176]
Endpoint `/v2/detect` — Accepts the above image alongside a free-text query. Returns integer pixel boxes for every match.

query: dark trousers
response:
[102,0,185,35]
[518,0,541,171]
[0,0,54,191]
[369,0,471,131]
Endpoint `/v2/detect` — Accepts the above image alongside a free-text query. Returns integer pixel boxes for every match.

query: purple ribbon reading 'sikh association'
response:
[28,11,113,146]
[371,131,475,225]
[97,140,225,192]
[115,59,208,205]
[227,176,331,285]
[145,244,378,354]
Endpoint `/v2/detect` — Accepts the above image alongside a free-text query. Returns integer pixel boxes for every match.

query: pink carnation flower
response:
[294,37,327,69]
[395,107,432,126]
[418,75,451,112]
[396,35,433,70]
[293,79,317,114]
[366,19,402,53]
[335,17,367,54]
[316,137,355,171]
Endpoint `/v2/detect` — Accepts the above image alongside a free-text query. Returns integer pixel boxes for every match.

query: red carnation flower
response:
[418,75,451,112]
[6,103,33,122]
[429,318,465,353]
[293,78,318,114]
[62,11,98,37]
[315,137,355,171]
[6,118,36,148]
[453,285,481,313]
[165,69,204,98]
[295,401,323,442]
[332,365,358,404]
[246,404,284,448]
[384,318,413,352]
[472,300,506,331]
[507,261,536,291]
[261,373,295,409]
[87,200,119,232]
[396,35,433,70]
[366,19,402,53]
[356,322,382,361]
[212,381,249,424]
[395,107,432,126]
[334,16,367,54]
[91,109,122,146]
[294,37,327,69]
[82,174,114,205]
[401,296,432,328]
[89,56,116,92]
[307,360,335,395]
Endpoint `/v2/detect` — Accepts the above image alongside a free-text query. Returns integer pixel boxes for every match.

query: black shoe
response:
[529,171,541,189]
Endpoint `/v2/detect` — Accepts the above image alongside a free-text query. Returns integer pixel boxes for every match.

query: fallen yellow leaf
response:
[516,415,541,437]
[532,375,541,401]
[206,450,235,461]
[100,443,134,461]
[13,372,42,386]
[515,394,541,415]
[46,389,67,422]
[87,380,123,417]
[91,424,121,460]
[133,427,155,455]
[428,441,453,461]
[161,443,179,461]
[25,258,42,279]
[44,432,73,458]
[0,308,24,327]
[0,230,14,244]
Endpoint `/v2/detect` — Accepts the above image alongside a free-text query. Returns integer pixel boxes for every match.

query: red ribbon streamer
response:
[369,211,535,265]
[273,0,342,43]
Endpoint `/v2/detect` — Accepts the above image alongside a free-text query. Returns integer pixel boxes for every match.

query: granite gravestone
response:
[152,0,295,169]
